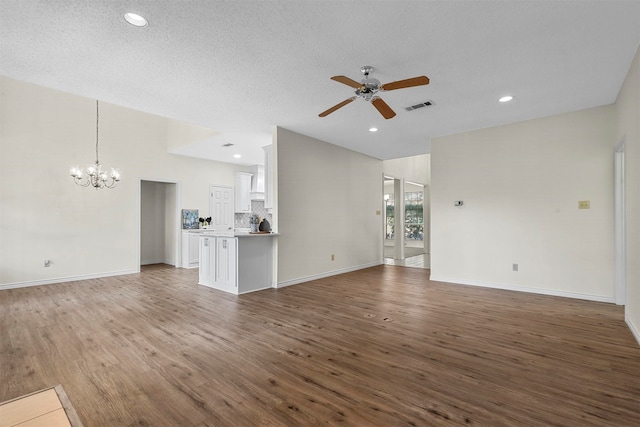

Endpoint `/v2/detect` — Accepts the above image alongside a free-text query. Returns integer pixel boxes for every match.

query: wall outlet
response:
[44,260,51,267]
[578,200,590,209]
[331,254,335,261]
[376,210,381,215]
[512,263,518,272]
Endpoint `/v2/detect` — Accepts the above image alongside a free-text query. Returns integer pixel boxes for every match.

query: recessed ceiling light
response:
[369,127,378,132]
[124,12,148,27]
[498,95,514,103]
[233,154,242,159]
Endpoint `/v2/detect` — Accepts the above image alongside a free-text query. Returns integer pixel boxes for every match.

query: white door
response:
[209,186,234,234]
[216,237,237,294]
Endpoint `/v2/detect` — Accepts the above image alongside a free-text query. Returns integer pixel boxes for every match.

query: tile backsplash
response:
[234,200,273,229]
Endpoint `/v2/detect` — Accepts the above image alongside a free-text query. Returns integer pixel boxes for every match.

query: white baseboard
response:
[429,275,615,304]
[0,269,139,291]
[626,314,640,346]
[141,259,175,266]
[275,261,382,289]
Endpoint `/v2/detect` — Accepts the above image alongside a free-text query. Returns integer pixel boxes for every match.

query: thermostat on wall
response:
[454,201,463,206]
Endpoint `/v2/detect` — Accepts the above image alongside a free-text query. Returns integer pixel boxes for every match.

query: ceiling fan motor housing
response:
[357,66,380,101]
[355,78,381,101]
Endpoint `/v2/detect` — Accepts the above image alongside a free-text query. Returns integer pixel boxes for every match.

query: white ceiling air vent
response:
[405,101,434,111]
[222,143,234,147]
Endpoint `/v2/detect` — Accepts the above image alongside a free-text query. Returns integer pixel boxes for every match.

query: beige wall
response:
[275,127,383,286]
[383,154,430,185]
[431,105,616,301]
[0,77,244,287]
[615,44,640,341]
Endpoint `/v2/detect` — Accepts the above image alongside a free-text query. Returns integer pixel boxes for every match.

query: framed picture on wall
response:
[182,209,199,229]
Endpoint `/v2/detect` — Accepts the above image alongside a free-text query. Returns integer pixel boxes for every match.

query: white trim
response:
[429,275,615,303]
[140,259,175,266]
[238,285,272,295]
[626,314,640,346]
[614,140,626,305]
[138,178,182,268]
[275,261,382,289]
[0,269,138,291]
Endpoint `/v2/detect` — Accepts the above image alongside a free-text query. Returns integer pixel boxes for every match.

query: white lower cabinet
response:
[181,231,202,268]
[216,237,237,293]
[198,234,277,295]
[199,235,238,294]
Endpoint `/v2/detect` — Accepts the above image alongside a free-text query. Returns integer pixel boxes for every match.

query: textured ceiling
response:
[1,1,639,165]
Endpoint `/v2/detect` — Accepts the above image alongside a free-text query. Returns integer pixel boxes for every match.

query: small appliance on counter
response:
[258,218,271,232]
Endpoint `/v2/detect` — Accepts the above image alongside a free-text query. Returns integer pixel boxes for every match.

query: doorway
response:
[140,180,180,267]
[383,176,430,268]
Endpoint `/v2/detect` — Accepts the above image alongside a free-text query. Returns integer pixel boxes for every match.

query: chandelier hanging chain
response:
[95,100,99,165]
[69,100,121,189]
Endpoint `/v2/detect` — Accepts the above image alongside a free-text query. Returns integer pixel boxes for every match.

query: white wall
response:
[275,127,383,286]
[615,44,640,342]
[0,77,244,287]
[383,154,430,185]
[431,105,616,301]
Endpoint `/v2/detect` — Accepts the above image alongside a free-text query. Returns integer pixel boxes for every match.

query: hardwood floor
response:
[1,264,638,426]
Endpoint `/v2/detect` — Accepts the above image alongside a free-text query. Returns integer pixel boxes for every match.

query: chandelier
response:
[70,100,121,189]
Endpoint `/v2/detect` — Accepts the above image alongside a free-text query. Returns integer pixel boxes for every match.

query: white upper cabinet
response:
[234,172,252,213]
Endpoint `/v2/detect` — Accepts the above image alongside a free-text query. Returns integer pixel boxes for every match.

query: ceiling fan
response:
[319,66,430,120]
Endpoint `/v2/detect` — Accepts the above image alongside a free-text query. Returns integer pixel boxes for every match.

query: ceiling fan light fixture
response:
[498,95,514,103]
[124,12,148,27]
[320,66,430,120]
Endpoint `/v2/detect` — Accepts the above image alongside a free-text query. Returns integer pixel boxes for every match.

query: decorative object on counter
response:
[182,209,199,229]
[199,217,212,229]
[259,217,271,232]
[70,100,121,189]
[249,213,260,232]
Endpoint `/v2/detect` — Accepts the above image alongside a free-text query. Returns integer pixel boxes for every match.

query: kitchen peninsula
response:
[197,231,278,295]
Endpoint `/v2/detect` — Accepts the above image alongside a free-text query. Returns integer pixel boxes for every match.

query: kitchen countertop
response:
[184,229,278,237]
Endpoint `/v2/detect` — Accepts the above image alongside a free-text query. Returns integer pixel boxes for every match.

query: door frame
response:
[137,178,182,270]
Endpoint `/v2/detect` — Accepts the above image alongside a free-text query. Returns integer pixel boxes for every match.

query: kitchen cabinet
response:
[198,233,277,295]
[216,236,237,292]
[234,172,252,213]
[181,230,203,268]
[199,235,237,294]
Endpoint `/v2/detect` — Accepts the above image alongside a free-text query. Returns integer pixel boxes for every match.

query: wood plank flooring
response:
[1,264,638,426]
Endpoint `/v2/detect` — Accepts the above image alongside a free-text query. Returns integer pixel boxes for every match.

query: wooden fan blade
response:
[381,76,430,91]
[371,97,396,119]
[331,75,363,89]
[319,97,356,117]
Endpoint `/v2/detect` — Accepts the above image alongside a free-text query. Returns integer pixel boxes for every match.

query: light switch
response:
[578,200,590,209]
